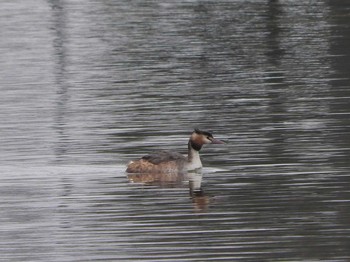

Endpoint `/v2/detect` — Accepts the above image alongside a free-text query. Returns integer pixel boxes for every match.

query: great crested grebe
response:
[126,129,225,173]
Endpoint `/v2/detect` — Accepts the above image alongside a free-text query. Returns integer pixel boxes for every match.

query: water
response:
[1,0,350,261]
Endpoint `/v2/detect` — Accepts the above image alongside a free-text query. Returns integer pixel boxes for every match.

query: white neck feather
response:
[187,147,202,171]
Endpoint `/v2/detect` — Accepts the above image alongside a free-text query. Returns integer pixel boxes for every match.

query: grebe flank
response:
[126,129,225,173]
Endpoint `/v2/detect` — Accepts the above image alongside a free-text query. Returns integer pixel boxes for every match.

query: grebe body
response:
[126,129,224,173]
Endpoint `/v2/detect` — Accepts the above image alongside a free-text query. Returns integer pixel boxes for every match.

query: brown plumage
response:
[126,153,185,173]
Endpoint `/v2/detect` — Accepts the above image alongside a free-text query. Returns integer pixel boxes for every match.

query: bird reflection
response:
[188,172,210,212]
[127,171,210,211]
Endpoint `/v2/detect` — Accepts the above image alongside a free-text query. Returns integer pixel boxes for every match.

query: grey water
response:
[1,0,350,261]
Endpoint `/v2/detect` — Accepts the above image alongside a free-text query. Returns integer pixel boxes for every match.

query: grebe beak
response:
[210,138,226,144]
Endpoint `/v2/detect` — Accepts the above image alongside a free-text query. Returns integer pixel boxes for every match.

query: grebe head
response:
[189,129,225,151]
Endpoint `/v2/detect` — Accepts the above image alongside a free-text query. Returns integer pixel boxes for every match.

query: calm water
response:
[1,0,350,261]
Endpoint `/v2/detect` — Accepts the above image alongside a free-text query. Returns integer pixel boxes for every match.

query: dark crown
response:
[194,128,213,138]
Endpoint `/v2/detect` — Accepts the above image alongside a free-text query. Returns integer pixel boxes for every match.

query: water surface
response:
[0,0,350,261]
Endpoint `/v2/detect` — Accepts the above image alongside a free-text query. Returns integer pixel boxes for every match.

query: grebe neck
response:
[187,140,202,171]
